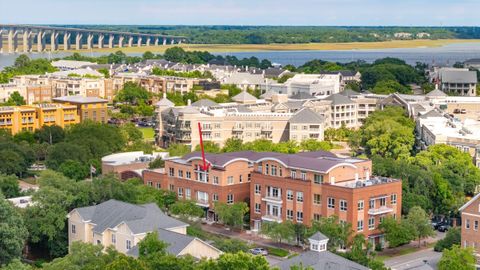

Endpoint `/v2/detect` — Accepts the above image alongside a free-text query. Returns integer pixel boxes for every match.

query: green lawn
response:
[138,127,155,140]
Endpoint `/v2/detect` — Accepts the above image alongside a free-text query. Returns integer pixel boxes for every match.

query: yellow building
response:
[0,103,80,135]
[52,96,108,123]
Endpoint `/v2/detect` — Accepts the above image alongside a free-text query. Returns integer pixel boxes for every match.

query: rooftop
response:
[53,95,108,104]
[101,151,168,166]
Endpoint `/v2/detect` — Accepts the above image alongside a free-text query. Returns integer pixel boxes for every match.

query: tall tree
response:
[0,193,28,266]
[438,245,475,270]
[0,174,20,198]
[406,206,435,247]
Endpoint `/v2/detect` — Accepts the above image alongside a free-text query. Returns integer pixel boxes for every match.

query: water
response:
[1,42,480,70]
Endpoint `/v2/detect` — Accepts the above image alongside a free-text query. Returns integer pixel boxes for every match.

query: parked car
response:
[438,224,451,232]
[249,248,268,256]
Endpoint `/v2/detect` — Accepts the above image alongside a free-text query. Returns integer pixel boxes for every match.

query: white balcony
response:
[196,199,210,208]
[261,215,282,223]
[368,206,393,215]
[262,196,283,204]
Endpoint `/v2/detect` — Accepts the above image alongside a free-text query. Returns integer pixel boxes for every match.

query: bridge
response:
[0,24,187,54]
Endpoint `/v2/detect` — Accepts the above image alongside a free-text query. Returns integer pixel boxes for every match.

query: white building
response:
[265,73,343,97]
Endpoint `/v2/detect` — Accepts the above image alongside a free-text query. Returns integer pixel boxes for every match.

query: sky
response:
[1,0,480,26]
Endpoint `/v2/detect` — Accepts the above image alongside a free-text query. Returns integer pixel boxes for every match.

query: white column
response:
[63,32,71,50]
[50,31,59,51]
[86,33,93,49]
[108,34,114,48]
[8,28,18,53]
[170,38,175,45]
[154,38,159,46]
[23,29,32,53]
[146,37,151,46]
[98,34,104,48]
[128,36,133,47]
[137,36,143,47]
[118,36,124,48]
[163,37,167,46]
[75,33,83,50]
[37,31,45,52]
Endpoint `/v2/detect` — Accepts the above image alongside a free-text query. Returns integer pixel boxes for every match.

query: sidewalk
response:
[378,231,445,258]
[200,223,304,253]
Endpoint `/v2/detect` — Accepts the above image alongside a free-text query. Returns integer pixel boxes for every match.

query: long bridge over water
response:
[0,24,187,54]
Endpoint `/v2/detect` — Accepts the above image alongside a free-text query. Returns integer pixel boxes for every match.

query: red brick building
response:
[460,193,480,254]
[143,151,401,246]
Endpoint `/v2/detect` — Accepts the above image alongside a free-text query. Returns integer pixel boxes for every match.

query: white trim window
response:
[227,194,234,204]
[287,190,294,201]
[297,192,304,203]
[296,211,304,223]
[126,239,132,250]
[287,209,294,220]
[255,203,261,214]
[112,233,116,244]
[71,224,76,234]
[391,193,397,204]
[368,217,375,230]
[358,200,364,211]
[227,176,234,185]
[328,197,335,209]
[357,220,364,232]
[340,200,347,211]
[255,184,261,195]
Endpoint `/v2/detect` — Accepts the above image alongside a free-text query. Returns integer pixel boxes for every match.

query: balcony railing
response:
[261,215,282,223]
[368,206,393,215]
[262,195,282,204]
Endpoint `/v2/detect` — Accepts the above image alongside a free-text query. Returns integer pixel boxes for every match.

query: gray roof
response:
[74,199,187,234]
[127,228,196,257]
[289,108,325,124]
[179,105,200,115]
[425,89,447,97]
[179,150,362,173]
[419,110,443,119]
[325,93,354,105]
[309,232,329,241]
[264,68,287,78]
[276,250,369,270]
[440,69,477,84]
[156,97,175,107]
[192,99,218,107]
[53,95,108,104]
[260,90,275,99]
[232,91,258,102]
[339,89,360,97]
[290,92,315,100]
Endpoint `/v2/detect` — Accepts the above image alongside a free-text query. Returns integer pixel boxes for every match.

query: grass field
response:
[138,127,155,141]
[62,39,480,54]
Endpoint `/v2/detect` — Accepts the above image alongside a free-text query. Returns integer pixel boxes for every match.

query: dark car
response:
[438,224,451,232]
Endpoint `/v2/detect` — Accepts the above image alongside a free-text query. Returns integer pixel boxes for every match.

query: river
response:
[1,42,480,70]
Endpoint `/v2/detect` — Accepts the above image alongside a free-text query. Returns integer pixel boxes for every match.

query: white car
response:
[249,248,268,256]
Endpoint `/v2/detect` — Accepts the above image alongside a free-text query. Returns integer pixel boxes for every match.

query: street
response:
[384,248,441,270]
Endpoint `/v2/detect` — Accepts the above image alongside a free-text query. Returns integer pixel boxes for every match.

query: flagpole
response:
[90,164,93,180]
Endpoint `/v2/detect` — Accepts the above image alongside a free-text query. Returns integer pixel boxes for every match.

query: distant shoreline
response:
[59,39,480,54]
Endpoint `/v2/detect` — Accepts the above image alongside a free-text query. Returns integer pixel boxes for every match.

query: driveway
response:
[384,248,441,270]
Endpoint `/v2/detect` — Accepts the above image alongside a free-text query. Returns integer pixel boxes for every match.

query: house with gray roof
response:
[68,199,221,259]
[232,91,258,104]
[437,68,477,96]
[276,233,369,270]
[289,108,325,141]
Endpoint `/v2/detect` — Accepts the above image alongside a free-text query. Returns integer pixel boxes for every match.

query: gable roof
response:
[325,93,354,105]
[419,110,443,119]
[276,250,369,270]
[440,69,477,84]
[73,199,186,234]
[339,89,360,97]
[191,99,218,107]
[260,90,275,99]
[156,97,175,107]
[289,108,325,124]
[309,232,329,242]
[232,91,258,102]
[127,228,196,257]
[459,192,480,212]
[425,89,447,97]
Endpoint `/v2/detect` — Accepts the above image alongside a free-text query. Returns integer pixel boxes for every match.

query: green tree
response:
[372,80,411,94]
[170,200,205,218]
[5,91,26,106]
[142,51,155,60]
[300,139,333,151]
[34,125,65,144]
[138,231,168,257]
[148,157,165,169]
[0,193,28,266]
[0,149,28,176]
[197,252,270,270]
[379,217,414,248]
[0,259,32,270]
[116,82,151,105]
[195,141,221,153]
[438,245,475,270]
[215,202,249,230]
[435,227,461,252]
[222,138,244,153]
[0,174,20,198]
[308,216,352,251]
[58,160,89,181]
[261,220,295,244]
[213,238,251,253]
[167,143,191,157]
[45,142,89,170]
[13,131,35,144]
[407,206,435,247]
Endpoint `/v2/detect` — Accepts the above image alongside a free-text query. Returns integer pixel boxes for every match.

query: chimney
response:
[187,99,191,106]
[163,92,167,99]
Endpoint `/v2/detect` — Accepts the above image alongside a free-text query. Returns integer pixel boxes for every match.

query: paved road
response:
[384,248,441,270]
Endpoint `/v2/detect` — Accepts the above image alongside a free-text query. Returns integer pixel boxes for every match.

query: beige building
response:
[68,199,221,259]
[155,91,326,150]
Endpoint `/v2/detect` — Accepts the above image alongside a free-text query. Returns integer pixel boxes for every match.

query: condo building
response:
[53,96,108,123]
[142,150,401,247]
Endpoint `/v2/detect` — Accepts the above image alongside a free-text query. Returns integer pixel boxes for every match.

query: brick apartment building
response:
[143,150,401,246]
[459,193,480,256]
